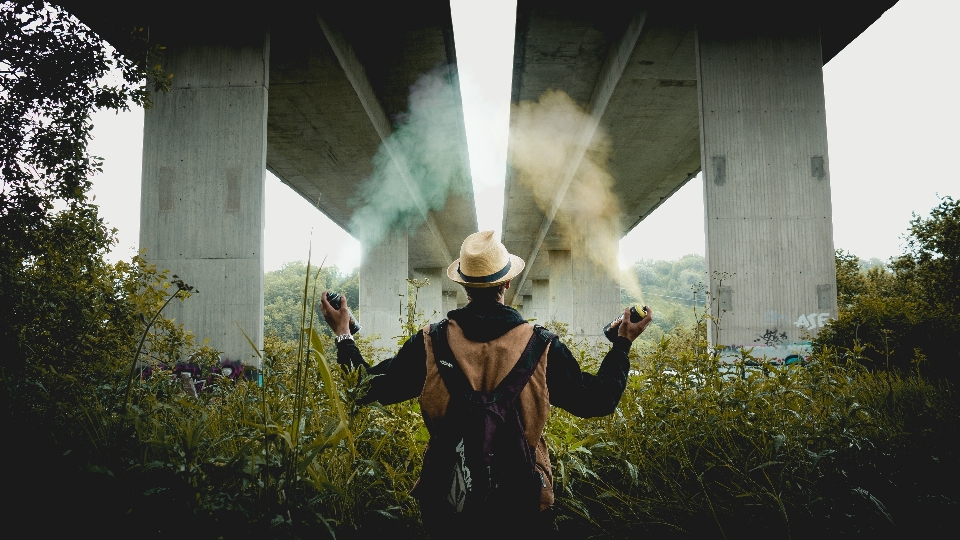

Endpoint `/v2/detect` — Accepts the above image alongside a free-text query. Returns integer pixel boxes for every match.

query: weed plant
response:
[543,316,957,539]
[10,255,956,539]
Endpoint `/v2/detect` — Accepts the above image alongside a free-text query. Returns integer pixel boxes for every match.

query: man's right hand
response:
[319,291,351,336]
[617,306,653,342]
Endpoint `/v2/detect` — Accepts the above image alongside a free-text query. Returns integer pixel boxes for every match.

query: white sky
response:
[88,0,959,272]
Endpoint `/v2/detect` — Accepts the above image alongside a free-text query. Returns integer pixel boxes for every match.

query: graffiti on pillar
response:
[716,311,833,367]
[794,312,831,331]
[757,328,788,347]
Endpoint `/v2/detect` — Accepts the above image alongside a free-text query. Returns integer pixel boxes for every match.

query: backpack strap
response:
[430,321,556,404]
[490,325,555,403]
[428,319,475,398]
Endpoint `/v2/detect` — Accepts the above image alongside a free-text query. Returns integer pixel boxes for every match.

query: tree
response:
[0,1,158,243]
[264,261,359,343]
[817,197,960,383]
[1,1,179,515]
[1,1,165,368]
[892,196,960,380]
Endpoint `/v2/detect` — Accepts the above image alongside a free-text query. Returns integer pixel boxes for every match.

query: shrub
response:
[816,196,960,384]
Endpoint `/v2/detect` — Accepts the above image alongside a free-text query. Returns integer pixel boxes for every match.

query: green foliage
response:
[8,243,957,537]
[1,0,169,447]
[629,254,706,302]
[27,257,428,538]
[544,320,957,538]
[264,261,358,343]
[816,196,960,382]
[0,1,165,256]
[624,255,706,341]
[1,202,198,450]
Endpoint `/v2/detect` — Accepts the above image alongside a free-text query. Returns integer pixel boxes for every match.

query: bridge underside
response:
[67,2,476,358]
[505,0,895,352]
[62,0,897,359]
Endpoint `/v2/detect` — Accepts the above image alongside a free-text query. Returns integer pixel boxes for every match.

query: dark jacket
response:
[335,301,632,418]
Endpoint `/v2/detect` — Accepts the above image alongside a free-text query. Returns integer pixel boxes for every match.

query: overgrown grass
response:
[15,264,957,538]
[543,321,957,538]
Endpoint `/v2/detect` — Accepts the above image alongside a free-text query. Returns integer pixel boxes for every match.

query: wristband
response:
[335,333,354,344]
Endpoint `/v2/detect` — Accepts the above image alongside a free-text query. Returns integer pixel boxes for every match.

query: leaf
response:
[625,460,639,486]
[310,327,355,456]
[236,322,263,360]
[749,461,783,473]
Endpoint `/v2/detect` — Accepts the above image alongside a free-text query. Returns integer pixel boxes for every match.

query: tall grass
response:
[30,261,957,538]
[543,318,957,538]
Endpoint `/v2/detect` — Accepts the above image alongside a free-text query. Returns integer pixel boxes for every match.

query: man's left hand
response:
[319,291,351,336]
[617,306,653,342]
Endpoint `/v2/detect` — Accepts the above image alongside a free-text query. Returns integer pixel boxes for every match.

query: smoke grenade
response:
[326,292,361,335]
[603,306,648,342]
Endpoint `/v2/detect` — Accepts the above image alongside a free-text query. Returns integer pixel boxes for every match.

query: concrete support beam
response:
[520,294,533,318]
[696,24,837,358]
[548,250,573,328]
[507,10,647,304]
[571,244,620,341]
[140,34,269,365]
[413,267,444,322]
[316,14,454,266]
[360,232,408,352]
[529,280,550,325]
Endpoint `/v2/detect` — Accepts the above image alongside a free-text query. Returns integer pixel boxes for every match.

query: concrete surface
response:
[696,23,837,352]
[60,1,897,359]
[139,35,269,365]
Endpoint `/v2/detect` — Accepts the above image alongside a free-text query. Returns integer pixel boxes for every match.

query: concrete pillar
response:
[412,267,443,322]
[571,246,620,341]
[531,279,550,324]
[360,232,408,352]
[520,294,533,318]
[140,34,269,365]
[696,23,837,359]
[548,250,573,329]
[442,290,458,317]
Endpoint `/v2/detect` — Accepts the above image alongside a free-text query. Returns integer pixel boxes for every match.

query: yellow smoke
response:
[510,89,643,305]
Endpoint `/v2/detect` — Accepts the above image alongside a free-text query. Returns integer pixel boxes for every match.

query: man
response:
[320,231,652,538]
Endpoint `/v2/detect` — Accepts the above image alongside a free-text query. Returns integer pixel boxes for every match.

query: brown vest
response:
[419,320,554,510]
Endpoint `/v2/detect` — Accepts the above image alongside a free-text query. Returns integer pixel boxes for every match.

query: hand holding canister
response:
[323,291,361,335]
[603,305,650,342]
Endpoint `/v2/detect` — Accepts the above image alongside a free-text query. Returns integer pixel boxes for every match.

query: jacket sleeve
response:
[335,330,428,406]
[545,336,632,418]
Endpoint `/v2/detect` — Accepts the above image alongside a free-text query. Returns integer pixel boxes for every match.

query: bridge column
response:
[519,294,533,318]
[412,267,444,322]
[571,243,620,341]
[530,279,550,324]
[140,33,269,365]
[548,250,573,328]
[696,23,837,359]
[360,232,408,352]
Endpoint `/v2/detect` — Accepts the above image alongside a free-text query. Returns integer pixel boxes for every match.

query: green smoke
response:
[349,65,470,248]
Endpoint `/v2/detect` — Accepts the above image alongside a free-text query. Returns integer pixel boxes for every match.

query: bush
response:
[815,196,960,384]
[544,318,957,538]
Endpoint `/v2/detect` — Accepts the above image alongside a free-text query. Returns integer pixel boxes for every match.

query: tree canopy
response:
[817,196,960,383]
[264,261,359,343]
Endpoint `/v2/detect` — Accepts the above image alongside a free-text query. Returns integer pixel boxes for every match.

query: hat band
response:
[458,260,512,284]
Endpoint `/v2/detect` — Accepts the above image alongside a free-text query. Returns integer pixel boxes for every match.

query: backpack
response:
[413,320,556,518]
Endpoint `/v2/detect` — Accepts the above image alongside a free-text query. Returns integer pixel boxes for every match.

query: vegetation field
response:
[2,4,957,537]
[5,250,958,538]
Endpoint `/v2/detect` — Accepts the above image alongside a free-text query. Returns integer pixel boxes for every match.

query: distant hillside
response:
[622,254,707,343]
[263,262,359,344]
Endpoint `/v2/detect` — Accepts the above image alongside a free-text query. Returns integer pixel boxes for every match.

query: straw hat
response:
[447,231,525,288]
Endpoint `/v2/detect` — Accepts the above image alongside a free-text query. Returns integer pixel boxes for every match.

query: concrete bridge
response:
[63,1,897,362]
